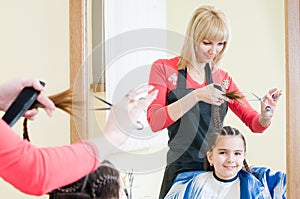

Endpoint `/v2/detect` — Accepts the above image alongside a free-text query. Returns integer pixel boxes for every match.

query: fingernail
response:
[47,110,52,117]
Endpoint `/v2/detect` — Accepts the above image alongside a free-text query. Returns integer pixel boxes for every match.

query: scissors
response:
[128,169,134,199]
[93,95,113,110]
[92,95,144,130]
[251,92,271,111]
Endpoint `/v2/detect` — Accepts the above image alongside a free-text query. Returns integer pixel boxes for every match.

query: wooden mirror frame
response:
[285,0,300,197]
[70,0,299,197]
[69,0,89,143]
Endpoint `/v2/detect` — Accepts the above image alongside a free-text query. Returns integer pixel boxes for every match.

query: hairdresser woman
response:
[147,5,282,199]
[0,78,157,195]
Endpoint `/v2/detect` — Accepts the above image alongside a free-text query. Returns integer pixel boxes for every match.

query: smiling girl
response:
[165,126,286,199]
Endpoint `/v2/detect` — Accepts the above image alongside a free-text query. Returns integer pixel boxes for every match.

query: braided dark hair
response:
[48,160,120,199]
[204,126,256,176]
[88,160,120,199]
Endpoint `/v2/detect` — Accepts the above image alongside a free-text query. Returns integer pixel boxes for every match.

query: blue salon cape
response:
[164,167,286,199]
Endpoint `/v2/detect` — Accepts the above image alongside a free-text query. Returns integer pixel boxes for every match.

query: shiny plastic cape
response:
[164,167,286,199]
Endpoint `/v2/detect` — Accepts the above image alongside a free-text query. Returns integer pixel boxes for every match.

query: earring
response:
[210,162,213,167]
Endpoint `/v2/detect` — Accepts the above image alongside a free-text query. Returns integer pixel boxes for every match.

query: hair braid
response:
[48,160,120,199]
[88,162,120,199]
[243,159,251,173]
[90,175,109,198]
[243,159,259,178]
[23,118,30,141]
[48,176,89,199]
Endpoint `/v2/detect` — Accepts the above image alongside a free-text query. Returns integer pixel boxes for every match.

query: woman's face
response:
[196,39,225,64]
[207,135,245,180]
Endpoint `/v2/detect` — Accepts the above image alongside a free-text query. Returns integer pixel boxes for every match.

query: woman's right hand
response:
[90,85,158,160]
[104,85,158,144]
[0,78,55,119]
[193,83,228,105]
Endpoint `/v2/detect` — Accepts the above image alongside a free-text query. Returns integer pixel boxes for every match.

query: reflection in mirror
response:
[82,0,286,198]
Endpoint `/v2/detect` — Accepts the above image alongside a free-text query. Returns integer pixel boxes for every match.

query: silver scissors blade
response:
[251,92,262,101]
[251,92,271,111]
[92,95,113,111]
[94,95,113,106]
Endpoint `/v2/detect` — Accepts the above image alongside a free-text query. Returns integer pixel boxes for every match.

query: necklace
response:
[187,64,205,75]
[187,66,205,84]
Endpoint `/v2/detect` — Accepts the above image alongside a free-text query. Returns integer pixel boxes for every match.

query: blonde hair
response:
[178,5,231,70]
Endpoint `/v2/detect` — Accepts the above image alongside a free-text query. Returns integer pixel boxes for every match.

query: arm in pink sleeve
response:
[147,60,175,132]
[229,100,267,133]
[0,119,99,195]
[227,80,268,133]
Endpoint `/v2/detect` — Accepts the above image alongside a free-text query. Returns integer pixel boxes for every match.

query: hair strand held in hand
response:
[225,90,245,104]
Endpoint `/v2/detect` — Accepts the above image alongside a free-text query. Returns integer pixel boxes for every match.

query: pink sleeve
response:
[0,119,100,195]
[227,78,268,133]
[147,59,176,132]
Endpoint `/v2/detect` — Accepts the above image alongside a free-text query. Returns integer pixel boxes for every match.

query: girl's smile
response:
[207,135,245,180]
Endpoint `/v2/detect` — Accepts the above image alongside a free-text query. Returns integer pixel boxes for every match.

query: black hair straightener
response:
[2,81,45,126]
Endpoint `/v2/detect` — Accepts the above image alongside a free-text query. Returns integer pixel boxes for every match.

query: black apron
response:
[158,64,228,199]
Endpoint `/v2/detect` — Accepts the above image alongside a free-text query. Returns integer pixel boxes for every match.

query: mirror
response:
[70,0,299,198]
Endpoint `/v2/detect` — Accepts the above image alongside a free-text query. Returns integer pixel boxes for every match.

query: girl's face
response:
[196,39,225,63]
[207,135,245,180]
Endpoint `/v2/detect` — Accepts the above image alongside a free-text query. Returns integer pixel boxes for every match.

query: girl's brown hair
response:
[22,88,74,141]
[48,160,120,199]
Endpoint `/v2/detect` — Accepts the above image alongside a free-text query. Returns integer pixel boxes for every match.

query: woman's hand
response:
[258,88,282,126]
[0,78,55,119]
[91,85,158,160]
[104,85,158,145]
[194,83,229,105]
